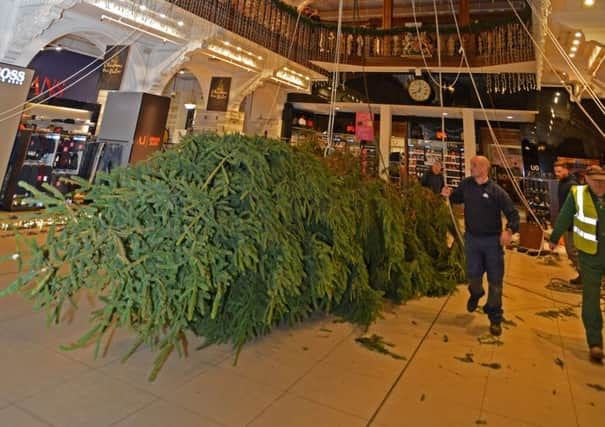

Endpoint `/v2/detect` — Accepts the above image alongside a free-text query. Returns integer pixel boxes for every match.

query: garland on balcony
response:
[268,0,531,36]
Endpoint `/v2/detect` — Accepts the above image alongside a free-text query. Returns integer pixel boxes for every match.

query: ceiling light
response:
[177,20,184,27]
[584,0,595,6]
[556,92,561,96]
[257,55,262,60]
[184,103,196,110]
[570,53,576,58]
[573,40,580,45]
[554,96,559,104]
[160,13,166,18]
[506,115,513,119]
[55,46,62,51]
[571,46,578,52]
[575,32,582,38]
[179,70,185,75]
[139,5,147,11]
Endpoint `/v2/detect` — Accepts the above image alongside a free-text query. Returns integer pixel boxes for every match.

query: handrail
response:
[166,0,534,72]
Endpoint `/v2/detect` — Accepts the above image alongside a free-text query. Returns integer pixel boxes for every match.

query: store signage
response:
[0,67,26,86]
[207,77,231,112]
[30,75,65,97]
[136,135,161,147]
[355,112,374,141]
[98,45,130,91]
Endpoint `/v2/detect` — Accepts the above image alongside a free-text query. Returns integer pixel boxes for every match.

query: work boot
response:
[569,275,582,286]
[490,321,502,337]
[590,346,604,363]
[467,295,481,313]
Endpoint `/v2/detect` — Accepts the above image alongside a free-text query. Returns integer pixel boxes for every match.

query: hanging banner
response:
[206,77,231,111]
[355,111,374,141]
[97,45,130,91]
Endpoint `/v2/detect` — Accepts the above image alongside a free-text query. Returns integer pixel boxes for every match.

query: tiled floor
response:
[0,231,603,427]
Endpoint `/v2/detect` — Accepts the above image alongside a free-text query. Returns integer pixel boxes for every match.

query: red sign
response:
[30,75,65,98]
[355,112,374,141]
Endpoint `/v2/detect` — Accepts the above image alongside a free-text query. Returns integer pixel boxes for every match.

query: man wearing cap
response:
[549,165,605,363]
[442,156,520,336]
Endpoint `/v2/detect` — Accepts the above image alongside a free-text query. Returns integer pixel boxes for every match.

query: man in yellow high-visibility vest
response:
[550,166,605,363]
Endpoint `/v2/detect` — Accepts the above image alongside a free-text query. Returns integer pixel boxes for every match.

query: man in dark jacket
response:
[442,156,520,336]
[554,161,580,284]
[421,161,445,194]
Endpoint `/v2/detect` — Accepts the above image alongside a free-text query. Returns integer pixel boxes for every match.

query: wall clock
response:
[408,79,432,102]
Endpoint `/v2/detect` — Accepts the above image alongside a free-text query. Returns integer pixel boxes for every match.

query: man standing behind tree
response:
[553,161,580,285]
[441,156,520,336]
[421,161,445,194]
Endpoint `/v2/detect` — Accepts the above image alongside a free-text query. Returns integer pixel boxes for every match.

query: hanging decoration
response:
[485,73,537,94]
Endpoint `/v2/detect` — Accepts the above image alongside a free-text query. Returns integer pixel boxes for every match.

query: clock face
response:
[408,79,432,102]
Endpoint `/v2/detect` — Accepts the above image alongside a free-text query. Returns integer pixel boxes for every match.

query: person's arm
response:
[498,188,520,233]
[550,193,576,245]
[448,180,465,204]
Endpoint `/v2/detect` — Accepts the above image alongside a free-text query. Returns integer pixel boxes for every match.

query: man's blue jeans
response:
[465,233,504,323]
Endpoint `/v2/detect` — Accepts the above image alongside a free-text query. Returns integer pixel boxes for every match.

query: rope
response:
[506,0,605,138]
[0,30,138,120]
[446,0,546,237]
[0,42,139,126]
[324,0,345,157]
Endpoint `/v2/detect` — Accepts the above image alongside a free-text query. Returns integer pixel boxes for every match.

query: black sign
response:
[206,77,231,112]
[130,94,171,164]
[97,45,129,91]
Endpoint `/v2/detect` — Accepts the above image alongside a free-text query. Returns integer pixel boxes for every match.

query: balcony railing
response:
[167,0,534,72]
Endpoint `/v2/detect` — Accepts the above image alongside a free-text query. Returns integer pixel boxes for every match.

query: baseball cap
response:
[585,165,605,181]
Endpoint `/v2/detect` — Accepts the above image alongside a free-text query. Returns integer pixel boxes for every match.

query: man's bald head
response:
[470,156,490,183]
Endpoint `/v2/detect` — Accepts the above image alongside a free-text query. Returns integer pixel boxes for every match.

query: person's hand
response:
[441,186,452,198]
[500,229,513,246]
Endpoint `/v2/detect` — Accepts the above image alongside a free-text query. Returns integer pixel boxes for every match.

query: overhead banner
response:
[355,111,374,141]
[97,45,130,91]
[206,77,231,111]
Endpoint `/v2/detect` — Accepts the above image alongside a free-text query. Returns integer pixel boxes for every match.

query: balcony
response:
[167,0,534,73]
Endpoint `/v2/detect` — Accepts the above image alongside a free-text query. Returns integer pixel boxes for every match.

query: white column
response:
[462,108,476,177]
[379,105,392,181]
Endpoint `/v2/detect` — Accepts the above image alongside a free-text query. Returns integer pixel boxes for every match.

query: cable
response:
[0,30,138,120]
[446,0,546,234]
[411,0,464,91]
[256,8,305,132]
[324,0,345,157]
[505,0,605,138]
[366,290,454,426]
[0,42,138,126]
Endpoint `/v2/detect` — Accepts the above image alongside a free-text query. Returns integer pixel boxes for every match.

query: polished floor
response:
[0,230,602,427]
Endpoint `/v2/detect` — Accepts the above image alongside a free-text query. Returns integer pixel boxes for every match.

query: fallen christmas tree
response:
[0,133,464,380]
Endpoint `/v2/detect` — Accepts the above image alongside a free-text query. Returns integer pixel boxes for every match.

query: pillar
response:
[462,108,476,177]
[379,105,392,181]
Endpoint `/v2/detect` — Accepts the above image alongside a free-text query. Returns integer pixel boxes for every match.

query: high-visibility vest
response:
[572,185,598,254]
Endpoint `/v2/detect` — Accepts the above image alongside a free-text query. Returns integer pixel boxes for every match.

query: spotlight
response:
[575,32,582,38]
[573,40,580,45]
[570,53,576,58]
[584,0,595,6]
